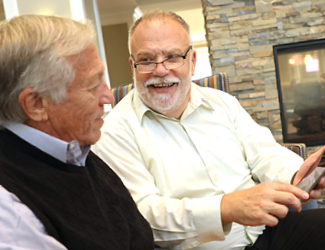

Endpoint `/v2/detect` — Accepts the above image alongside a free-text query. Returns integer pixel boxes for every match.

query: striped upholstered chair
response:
[194,72,230,94]
[111,72,230,107]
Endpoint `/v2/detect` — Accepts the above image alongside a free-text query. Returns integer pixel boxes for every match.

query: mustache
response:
[143,76,181,87]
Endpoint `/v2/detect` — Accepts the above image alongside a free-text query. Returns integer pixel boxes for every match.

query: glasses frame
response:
[131,46,193,74]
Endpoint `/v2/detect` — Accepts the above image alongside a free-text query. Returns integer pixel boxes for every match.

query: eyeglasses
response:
[131,46,193,74]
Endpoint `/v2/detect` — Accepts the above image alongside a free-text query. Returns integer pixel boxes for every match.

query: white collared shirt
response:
[93,83,304,250]
[0,122,90,250]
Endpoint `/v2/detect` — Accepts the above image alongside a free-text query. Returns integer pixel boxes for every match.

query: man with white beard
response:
[93,10,325,250]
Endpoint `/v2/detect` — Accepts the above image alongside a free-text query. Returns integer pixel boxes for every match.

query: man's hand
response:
[221,182,309,227]
[293,146,325,199]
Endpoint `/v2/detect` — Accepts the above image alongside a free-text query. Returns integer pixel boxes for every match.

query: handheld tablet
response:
[296,166,325,193]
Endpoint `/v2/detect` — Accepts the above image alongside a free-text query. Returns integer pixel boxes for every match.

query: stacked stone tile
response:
[201,0,325,141]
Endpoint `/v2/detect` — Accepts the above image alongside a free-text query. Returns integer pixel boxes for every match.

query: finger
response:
[309,177,325,199]
[251,207,280,227]
[319,176,325,185]
[273,191,302,212]
[315,176,325,189]
[274,182,309,200]
[309,189,322,199]
[294,146,325,185]
[263,213,280,227]
[302,146,325,177]
[267,203,289,219]
[293,171,305,186]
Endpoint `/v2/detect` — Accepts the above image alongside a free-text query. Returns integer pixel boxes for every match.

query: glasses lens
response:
[137,63,155,73]
[164,57,184,70]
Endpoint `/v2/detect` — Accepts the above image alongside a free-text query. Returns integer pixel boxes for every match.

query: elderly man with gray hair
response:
[0,15,154,250]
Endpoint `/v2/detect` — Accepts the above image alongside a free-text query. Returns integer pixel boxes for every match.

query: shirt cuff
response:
[191,195,229,244]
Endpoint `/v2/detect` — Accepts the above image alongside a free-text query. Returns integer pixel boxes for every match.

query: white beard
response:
[135,75,191,115]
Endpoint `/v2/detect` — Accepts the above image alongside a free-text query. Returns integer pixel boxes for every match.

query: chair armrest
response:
[280,143,307,160]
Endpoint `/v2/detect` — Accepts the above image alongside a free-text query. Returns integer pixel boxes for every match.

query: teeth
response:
[154,83,174,88]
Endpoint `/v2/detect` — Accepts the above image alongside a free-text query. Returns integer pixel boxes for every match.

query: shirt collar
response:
[133,89,154,123]
[4,122,90,166]
[182,83,215,119]
[133,82,215,122]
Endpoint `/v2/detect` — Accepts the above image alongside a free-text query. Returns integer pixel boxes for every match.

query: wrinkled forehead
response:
[68,43,104,87]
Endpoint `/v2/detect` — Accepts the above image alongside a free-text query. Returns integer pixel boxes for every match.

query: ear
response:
[18,88,48,122]
[129,56,135,70]
[191,49,197,76]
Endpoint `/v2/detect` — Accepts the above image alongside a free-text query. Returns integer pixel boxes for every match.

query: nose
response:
[99,80,115,106]
[153,62,169,77]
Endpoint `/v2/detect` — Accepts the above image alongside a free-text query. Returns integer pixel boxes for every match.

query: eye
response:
[89,78,103,91]
[166,54,181,63]
[90,84,100,92]
[137,57,152,63]
[167,54,178,59]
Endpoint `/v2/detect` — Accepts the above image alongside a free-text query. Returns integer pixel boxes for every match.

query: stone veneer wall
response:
[201,0,325,143]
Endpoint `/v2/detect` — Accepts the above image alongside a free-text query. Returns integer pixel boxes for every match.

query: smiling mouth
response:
[151,82,177,88]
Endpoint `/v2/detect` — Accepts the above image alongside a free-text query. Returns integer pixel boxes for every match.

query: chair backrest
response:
[280,143,307,160]
[193,72,230,94]
[111,72,230,107]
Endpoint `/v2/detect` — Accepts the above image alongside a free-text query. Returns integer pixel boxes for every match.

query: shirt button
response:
[69,144,75,150]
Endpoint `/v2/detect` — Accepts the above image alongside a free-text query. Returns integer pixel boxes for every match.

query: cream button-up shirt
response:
[93,83,303,250]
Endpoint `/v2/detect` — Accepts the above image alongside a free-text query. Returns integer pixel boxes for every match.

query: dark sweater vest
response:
[0,129,154,250]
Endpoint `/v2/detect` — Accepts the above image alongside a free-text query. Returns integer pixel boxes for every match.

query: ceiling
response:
[0,0,205,44]
[0,0,202,26]
[96,0,202,14]
[96,0,205,45]
[0,0,203,24]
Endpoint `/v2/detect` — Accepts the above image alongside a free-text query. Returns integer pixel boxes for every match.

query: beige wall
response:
[102,23,133,88]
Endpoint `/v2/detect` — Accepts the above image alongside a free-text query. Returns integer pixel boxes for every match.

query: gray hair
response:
[0,15,95,126]
[128,10,191,52]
